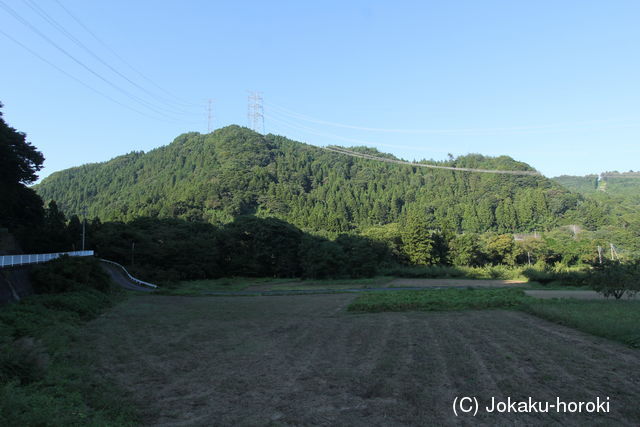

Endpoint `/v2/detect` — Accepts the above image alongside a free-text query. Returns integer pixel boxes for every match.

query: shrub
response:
[588,260,640,299]
[30,256,111,294]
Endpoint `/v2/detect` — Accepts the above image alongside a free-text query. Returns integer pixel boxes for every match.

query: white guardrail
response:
[100,258,158,289]
[0,250,94,268]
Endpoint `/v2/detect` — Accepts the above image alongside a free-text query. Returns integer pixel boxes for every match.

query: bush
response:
[30,256,111,294]
[522,267,588,286]
[0,287,129,424]
[588,260,640,299]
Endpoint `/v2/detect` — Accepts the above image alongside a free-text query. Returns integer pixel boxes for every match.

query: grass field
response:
[523,299,640,348]
[0,289,137,425]
[155,277,299,295]
[347,288,529,312]
[157,275,594,297]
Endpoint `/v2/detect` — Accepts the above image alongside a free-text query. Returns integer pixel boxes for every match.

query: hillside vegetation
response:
[37,126,601,235]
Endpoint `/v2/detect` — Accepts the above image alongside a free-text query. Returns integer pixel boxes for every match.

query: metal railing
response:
[100,258,158,289]
[0,250,94,268]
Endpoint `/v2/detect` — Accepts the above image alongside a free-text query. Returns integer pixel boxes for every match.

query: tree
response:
[482,233,519,266]
[0,102,45,230]
[449,233,485,266]
[0,102,44,186]
[588,260,640,300]
[401,209,441,265]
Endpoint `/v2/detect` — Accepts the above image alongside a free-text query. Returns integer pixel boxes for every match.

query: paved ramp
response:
[100,260,156,292]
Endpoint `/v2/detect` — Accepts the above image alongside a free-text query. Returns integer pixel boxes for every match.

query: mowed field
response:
[83,294,640,426]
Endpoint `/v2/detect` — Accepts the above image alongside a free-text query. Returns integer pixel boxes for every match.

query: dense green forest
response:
[37,125,604,234]
[31,125,640,269]
[554,172,640,207]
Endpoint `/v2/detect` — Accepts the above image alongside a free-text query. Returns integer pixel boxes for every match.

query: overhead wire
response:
[322,146,542,176]
[0,27,182,123]
[265,108,541,176]
[52,0,201,109]
[266,110,452,154]
[23,0,197,117]
[266,101,635,136]
[0,0,196,123]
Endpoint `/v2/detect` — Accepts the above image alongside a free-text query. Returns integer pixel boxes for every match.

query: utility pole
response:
[207,99,213,132]
[247,91,264,133]
[597,245,603,264]
[81,206,87,251]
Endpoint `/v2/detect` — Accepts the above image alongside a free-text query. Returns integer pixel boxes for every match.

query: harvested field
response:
[83,294,640,426]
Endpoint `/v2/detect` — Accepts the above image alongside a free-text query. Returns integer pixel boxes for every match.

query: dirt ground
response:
[83,294,640,426]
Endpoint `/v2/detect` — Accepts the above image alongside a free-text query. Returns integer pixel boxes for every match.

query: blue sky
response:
[1,0,639,180]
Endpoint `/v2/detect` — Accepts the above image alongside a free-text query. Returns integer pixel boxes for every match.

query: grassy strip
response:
[348,288,529,313]
[155,277,299,295]
[381,265,528,280]
[158,276,396,295]
[522,299,640,348]
[0,289,137,425]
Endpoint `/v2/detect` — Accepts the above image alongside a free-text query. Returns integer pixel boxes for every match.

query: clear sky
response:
[1,0,639,180]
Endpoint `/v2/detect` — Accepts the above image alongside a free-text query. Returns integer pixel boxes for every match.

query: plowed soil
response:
[84,294,640,426]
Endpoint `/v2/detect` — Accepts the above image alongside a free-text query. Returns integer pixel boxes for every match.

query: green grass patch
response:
[381,265,527,281]
[522,299,640,348]
[156,277,299,295]
[348,288,529,313]
[0,257,138,425]
[268,276,394,291]
[158,276,396,295]
[521,282,591,291]
[0,289,137,425]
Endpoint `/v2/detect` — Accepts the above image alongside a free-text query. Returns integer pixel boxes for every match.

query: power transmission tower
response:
[610,243,619,261]
[207,99,214,132]
[81,206,87,251]
[247,91,264,133]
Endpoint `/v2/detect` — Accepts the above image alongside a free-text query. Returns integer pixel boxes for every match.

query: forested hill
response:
[36,125,599,234]
[554,172,640,201]
[553,173,640,227]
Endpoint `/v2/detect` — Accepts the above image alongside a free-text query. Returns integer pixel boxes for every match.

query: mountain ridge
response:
[36,125,592,234]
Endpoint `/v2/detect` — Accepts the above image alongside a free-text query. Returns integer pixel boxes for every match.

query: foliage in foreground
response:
[348,288,528,313]
[522,299,640,348]
[30,256,111,294]
[0,258,136,425]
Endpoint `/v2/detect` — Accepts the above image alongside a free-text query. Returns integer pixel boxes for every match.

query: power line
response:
[0,0,190,121]
[0,28,178,122]
[23,0,196,117]
[266,110,453,154]
[52,0,201,109]
[322,146,542,176]
[265,109,543,175]
[266,101,636,136]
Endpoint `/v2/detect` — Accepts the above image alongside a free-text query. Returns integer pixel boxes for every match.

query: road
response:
[100,261,155,292]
